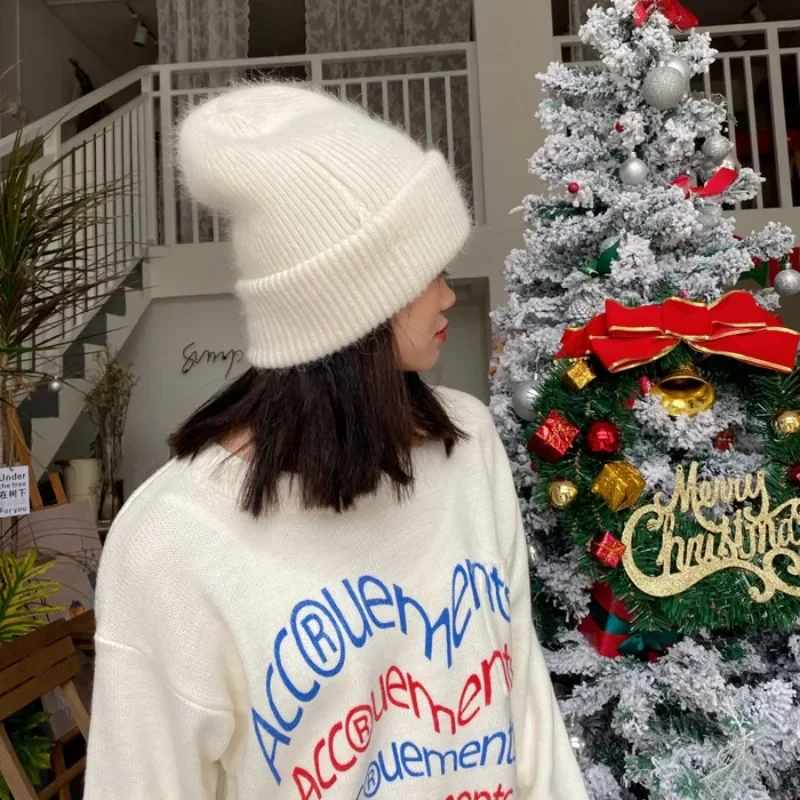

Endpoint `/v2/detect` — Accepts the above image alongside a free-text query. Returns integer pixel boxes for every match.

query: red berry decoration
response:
[568,182,581,194]
[615,122,625,133]
[713,429,736,452]
[625,377,654,409]
[788,463,800,486]
[586,421,622,455]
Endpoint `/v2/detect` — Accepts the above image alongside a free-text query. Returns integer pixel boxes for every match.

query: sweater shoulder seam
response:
[94,634,232,716]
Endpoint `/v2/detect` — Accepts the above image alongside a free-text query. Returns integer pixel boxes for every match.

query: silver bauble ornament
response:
[48,377,63,393]
[702,134,732,165]
[664,56,692,81]
[569,733,586,755]
[642,65,689,110]
[697,201,722,226]
[721,155,741,172]
[527,540,538,565]
[511,378,541,421]
[620,155,648,186]
[774,268,800,297]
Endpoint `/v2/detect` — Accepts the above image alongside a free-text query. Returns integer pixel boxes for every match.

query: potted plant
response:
[84,347,136,524]
[0,125,124,466]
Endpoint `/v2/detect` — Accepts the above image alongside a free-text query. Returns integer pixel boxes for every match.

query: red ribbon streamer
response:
[634,0,699,30]
[672,166,738,198]
[558,291,800,373]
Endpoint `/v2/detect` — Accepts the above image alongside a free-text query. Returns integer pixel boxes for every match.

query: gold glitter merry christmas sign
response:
[621,462,800,602]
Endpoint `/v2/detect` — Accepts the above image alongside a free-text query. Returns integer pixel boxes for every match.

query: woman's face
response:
[393,275,456,372]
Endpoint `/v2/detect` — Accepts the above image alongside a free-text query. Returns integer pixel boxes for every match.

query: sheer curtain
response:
[157,0,250,242]
[305,0,474,203]
[157,0,250,74]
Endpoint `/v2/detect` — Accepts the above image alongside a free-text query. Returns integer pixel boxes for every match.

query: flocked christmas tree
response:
[490,1,800,797]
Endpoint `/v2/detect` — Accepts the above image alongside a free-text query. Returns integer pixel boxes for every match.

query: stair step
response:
[123,260,144,291]
[105,286,127,318]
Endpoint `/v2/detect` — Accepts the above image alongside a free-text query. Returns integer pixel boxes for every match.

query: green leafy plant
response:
[0,549,62,795]
[85,346,137,520]
[0,125,124,464]
[0,711,53,800]
[0,549,62,643]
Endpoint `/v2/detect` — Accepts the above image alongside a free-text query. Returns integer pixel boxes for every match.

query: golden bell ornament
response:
[547,480,578,509]
[775,410,800,435]
[650,365,716,417]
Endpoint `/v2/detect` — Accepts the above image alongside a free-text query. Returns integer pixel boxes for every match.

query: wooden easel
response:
[0,620,91,800]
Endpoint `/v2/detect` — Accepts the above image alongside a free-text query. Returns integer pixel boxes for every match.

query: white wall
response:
[0,0,114,135]
[115,285,489,491]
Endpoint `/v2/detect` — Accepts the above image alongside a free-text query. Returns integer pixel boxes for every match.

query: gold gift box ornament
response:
[562,358,597,391]
[592,462,646,511]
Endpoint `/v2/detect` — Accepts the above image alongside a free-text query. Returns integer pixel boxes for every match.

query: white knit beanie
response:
[177,82,472,368]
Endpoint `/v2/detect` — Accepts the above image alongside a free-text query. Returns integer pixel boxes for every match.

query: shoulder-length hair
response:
[169,322,465,515]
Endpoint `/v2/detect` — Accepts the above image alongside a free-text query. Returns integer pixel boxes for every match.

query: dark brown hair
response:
[169,323,465,515]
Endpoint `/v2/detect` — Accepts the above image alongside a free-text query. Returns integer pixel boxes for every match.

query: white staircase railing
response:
[155,43,484,243]
[0,41,483,375]
[0,68,153,378]
[554,20,800,212]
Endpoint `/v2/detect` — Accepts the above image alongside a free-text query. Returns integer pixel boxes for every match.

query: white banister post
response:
[41,123,62,166]
[310,56,323,86]
[141,70,159,245]
[466,44,486,226]
[159,66,178,246]
[766,24,793,209]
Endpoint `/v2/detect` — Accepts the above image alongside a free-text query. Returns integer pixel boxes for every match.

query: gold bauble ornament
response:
[775,410,800,435]
[548,480,578,509]
[650,365,716,417]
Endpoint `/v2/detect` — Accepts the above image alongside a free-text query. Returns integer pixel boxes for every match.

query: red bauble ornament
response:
[528,411,580,462]
[586,421,622,455]
[713,429,736,451]
[568,182,581,195]
[788,463,800,485]
[615,122,625,133]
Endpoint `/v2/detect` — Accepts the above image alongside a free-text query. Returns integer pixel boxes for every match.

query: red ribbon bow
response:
[672,166,738,198]
[634,0,699,30]
[558,291,800,373]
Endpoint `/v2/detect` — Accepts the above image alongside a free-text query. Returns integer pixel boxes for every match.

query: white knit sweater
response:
[84,389,588,800]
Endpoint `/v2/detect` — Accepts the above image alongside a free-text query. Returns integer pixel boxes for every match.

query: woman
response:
[84,83,588,800]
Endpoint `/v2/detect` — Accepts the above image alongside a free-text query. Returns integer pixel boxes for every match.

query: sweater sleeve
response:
[84,637,235,799]
[83,486,239,800]
[481,415,589,800]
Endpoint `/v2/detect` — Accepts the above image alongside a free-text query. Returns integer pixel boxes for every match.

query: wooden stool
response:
[0,620,90,799]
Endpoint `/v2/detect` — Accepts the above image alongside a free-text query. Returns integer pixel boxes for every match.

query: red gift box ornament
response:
[528,411,580,462]
[579,582,682,661]
[591,532,626,568]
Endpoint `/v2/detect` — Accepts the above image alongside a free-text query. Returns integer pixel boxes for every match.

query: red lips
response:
[435,321,449,342]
